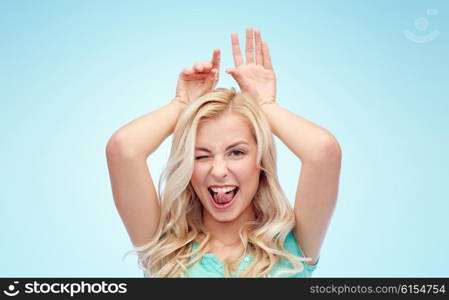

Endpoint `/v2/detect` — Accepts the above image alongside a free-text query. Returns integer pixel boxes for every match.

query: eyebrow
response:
[195,141,249,153]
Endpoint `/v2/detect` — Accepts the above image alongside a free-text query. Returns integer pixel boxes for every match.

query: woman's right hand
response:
[173,49,221,106]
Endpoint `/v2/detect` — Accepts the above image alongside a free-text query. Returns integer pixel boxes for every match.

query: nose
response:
[210,157,229,178]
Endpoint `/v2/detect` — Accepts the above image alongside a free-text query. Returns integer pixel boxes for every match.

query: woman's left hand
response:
[226,28,277,106]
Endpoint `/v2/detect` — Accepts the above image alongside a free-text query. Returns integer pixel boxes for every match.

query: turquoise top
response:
[143,231,319,278]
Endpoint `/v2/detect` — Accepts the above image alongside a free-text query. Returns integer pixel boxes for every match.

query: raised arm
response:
[226,28,341,265]
[106,49,220,247]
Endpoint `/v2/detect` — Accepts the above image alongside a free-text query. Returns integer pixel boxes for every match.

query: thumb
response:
[206,68,219,86]
[225,68,238,78]
[207,68,218,80]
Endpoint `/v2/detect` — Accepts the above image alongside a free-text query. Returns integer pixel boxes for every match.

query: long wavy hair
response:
[127,88,311,277]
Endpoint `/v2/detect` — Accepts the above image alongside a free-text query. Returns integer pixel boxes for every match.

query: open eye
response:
[230,150,244,157]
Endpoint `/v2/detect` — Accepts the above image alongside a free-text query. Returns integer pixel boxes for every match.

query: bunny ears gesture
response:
[225,28,277,106]
[174,28,277,107]
[227,28,274,73]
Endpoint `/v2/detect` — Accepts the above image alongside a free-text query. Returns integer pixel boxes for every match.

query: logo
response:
[404,9,440,43]
[3,281,20,297]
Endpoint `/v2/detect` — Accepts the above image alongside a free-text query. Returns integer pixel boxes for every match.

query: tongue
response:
[213,191,235,204]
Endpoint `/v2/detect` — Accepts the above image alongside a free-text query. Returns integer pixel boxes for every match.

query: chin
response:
[206,209,241,223]
[207,208,235,220]
[214,214,239,223]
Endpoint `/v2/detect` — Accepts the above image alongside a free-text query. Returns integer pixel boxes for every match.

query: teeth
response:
[210,186,237,193]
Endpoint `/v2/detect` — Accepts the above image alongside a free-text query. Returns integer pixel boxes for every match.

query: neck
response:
[202,204,255,246]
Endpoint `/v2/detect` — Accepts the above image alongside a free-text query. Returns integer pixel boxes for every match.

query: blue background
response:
[1,0,448,277]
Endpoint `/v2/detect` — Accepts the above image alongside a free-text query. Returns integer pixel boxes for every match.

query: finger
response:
[262,41,274,70]
[231,33,243,67]
[193,62,204,72]
[211,48,221,70]
[245,27,255,64]
[182,67,194,75]
[203,61,212,71]
[255,29,263,65]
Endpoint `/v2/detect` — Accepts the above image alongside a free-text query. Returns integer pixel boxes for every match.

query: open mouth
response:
[207,187,239,209]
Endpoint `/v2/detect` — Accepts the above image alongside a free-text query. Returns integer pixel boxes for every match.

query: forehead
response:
[196,113,254,147]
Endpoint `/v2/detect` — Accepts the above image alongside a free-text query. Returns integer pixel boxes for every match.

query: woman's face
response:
[190,112,260,224]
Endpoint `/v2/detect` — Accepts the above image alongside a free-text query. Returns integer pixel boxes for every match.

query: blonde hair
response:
[127,88,311,277]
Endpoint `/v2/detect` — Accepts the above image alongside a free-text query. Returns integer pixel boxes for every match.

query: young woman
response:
[106,28,342,277]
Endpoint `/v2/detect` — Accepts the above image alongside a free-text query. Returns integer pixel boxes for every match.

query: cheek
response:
[231,159,260,185]
[191,164,207,191]
[192,164,207,177]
